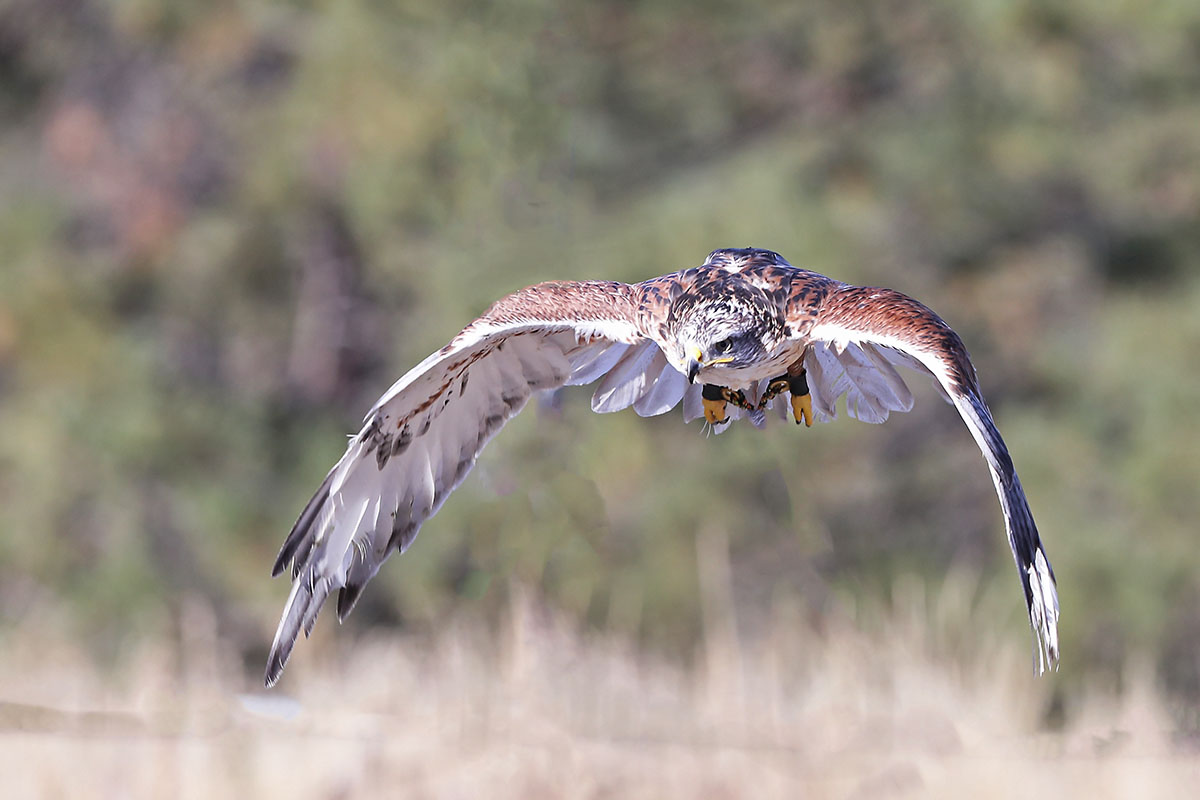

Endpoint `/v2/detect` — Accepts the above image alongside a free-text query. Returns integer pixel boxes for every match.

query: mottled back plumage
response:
[265,247,1058,686]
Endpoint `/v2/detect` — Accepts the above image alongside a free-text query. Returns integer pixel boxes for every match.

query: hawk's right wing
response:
[266,278,705,685]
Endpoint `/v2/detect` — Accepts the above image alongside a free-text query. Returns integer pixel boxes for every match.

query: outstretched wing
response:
[801,285,1060,673]
[266,279,698,686]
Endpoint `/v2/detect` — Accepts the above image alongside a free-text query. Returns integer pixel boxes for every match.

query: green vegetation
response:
[1,0,1198,731]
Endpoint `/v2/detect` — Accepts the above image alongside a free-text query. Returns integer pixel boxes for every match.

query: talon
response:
[704,398,728,424]
[791,392,813,427]
[702,384,729,424]
[788,369,813,427]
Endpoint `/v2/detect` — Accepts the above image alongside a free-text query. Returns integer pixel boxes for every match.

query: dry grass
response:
[2,586,1196,800]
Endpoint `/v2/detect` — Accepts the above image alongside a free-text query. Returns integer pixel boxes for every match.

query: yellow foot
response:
[700,384,729,424]
[703,396,728,424]
[791,392,813,427]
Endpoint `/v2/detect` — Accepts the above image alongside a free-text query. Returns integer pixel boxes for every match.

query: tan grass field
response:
[2,586,1196,800]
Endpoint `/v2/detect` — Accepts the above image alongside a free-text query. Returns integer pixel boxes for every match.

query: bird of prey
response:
[266,247,1059,686]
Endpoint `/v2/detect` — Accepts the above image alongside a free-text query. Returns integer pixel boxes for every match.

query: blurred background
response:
[2,0,1199,795]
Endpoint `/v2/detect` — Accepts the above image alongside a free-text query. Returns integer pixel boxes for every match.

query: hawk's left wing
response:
[266,279,692,686]
[797,284,1060,673]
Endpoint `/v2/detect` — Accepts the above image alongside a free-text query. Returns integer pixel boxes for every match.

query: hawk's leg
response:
[701,383,730,425]
[703,374,809,425]
[787,363,813,427]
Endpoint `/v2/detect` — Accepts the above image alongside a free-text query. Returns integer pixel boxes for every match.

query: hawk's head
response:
[667,273,787,383]
[703,247,790,270]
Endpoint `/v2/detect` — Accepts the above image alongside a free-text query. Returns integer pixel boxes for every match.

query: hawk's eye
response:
[713,337,733,355]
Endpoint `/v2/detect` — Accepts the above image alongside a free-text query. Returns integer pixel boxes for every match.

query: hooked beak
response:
[686,346,702,384]
[684,345,733,383]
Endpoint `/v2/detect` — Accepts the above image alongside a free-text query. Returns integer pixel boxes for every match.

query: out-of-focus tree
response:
[1,0,1198,726]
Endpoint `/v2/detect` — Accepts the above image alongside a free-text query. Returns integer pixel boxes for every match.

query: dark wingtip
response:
[264,620,298,688]
[264,648,289,688]
[336,582,366,622]
[271,476,333,578]
[263,575,333,688]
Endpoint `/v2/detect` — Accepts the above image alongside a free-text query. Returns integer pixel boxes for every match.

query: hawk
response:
[266,247,1059,685]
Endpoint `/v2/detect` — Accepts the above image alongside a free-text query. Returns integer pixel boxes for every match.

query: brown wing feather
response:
[464,280,645,338]
[812,285,979,392]
[805,283,1059,672]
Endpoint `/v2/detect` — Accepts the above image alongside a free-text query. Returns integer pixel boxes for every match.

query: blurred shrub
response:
[1,0,1198,724]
